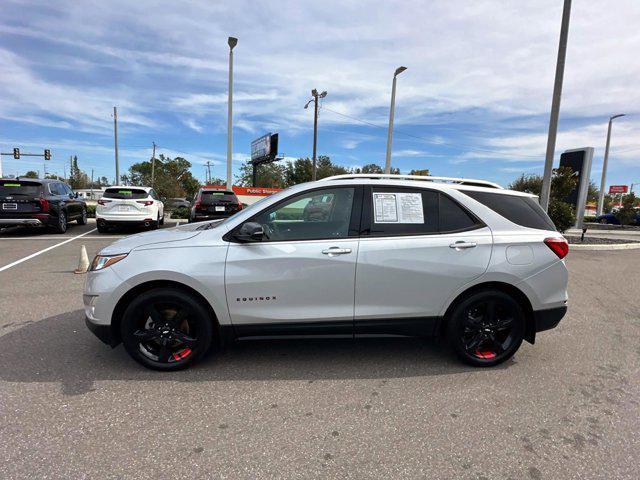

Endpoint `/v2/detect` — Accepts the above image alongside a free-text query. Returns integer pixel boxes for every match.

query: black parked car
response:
[189,188,242,222]
[0,178,87,233]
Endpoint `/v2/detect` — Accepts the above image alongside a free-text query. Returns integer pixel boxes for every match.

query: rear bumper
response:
[533,306,567,332]
[97,217,156,226]
[0,217,45,226]
[192,213,234,221]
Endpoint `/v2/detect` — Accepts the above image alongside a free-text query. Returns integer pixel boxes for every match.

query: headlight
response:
[90,253,128,271]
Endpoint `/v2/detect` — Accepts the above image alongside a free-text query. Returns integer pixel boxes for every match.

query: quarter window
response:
[464,190,556,231]
[251,187,355,241]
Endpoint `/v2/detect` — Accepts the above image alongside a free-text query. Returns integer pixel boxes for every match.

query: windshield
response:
[103,188,149,200]
[0,181,42,198]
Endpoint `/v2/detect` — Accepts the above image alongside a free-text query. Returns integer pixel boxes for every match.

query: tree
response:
[616,193,637,226]
[236,161,287,188]
[68,156,90,189]
[409,169,430,176]
[23,171,39,178]
[351,163,400,175]
[123,154,200,199]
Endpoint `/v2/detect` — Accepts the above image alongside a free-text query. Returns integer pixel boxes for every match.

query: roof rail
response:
[319,173,502,189]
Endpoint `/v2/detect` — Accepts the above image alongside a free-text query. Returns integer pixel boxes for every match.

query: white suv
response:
[84,174,568,370]
[96,186,164,232]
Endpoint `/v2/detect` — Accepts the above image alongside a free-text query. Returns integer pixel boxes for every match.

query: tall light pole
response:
[597,113,626,216]
[305,89,327,181]
[540,0,572,211]
[113,106,120,185]
[384,66,407,174]
[226,36,238,190]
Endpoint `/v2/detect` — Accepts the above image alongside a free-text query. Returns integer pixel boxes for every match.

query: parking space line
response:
[0,228,97,273]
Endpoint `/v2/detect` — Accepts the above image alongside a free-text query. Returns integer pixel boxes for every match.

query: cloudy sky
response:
[1,0,639,188]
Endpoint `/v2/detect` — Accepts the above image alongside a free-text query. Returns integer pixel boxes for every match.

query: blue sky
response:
[1,0,639,189]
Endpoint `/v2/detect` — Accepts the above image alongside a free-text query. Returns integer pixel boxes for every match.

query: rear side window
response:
[200,191,238,204]
[368,187,439,236]
[439,194,479,232]
[103,188,149,200]
[464,191,556,231]
[0,181,42,197]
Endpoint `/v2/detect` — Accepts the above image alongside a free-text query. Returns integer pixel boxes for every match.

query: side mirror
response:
[235,222,264,242]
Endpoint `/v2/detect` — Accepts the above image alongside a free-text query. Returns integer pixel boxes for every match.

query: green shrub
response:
[616,193,637,226]
[170,206,190,219]
[548,200,576,233]
[86,204,96,218]
[583,215,596,223]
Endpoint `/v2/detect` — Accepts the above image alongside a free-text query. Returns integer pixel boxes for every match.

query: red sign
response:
[203,185,283,196]
[609,185,628,194]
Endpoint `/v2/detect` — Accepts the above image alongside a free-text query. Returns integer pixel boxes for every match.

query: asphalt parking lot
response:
[0,221,638,479]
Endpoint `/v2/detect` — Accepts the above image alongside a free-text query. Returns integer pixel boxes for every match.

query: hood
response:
[99,223,203,255]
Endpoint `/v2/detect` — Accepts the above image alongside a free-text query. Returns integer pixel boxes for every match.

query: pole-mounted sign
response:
[608,185,628,194]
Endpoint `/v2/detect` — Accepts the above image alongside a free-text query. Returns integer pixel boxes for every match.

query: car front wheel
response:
[446,290,525,367]
[120,288,214,371]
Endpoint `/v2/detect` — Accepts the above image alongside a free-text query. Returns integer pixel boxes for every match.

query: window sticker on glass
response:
[373,192,424,224]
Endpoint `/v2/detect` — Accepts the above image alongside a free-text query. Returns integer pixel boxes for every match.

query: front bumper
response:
[85,316,116,346]
[533,306,567,332]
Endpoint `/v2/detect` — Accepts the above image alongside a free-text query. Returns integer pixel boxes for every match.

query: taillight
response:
[39,197,49,212]
[237,203,243,210]
[98,199,112,206]
[137,200,154,206]
[544,237,569,259]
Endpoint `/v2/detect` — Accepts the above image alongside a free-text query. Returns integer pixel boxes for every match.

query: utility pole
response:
[540,0,572,211]
[305,89,327,181]
[597,114,626,216]
[205,161,213,185]
[91,169,94,199]
[385,66,407,174]
[113,106,120,185]
[226,37,238,190]
[151,142,156,187]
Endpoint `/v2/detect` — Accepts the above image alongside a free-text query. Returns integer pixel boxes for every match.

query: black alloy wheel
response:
[54,210,67,234]
[77,207,88,225]
[447,290,525,367]
[121,288,214,370]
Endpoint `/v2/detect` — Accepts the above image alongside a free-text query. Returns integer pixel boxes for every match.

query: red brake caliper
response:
[475,350,496,359]
[172,348,192,361]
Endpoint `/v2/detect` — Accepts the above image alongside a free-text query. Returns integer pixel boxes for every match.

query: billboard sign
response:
[609,185,628,194]
[251,133,279,164]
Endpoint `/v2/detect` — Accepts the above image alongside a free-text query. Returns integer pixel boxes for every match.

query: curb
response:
[570,242,640,251]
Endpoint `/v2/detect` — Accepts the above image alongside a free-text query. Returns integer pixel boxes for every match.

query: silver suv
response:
[84,174,568,370]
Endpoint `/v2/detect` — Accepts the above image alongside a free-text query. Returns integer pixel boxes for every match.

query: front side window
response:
[251,187,355,241]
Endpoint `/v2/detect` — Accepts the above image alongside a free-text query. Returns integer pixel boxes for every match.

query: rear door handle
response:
[449,241,477,250]
[322,247,352,256]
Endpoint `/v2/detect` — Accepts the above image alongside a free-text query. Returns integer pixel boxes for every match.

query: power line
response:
[320,106,543,159]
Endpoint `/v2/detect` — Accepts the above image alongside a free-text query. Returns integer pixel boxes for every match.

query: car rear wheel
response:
[77,207,87,225]
[120,288,214,371]
[446,290,525,367]
[599,218,608,224]
[52,210,67,234]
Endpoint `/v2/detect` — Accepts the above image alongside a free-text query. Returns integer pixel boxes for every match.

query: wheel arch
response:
[440,281,536,344]
[109,279,222,347]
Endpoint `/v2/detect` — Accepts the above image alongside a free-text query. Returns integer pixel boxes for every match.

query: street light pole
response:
[226,36,238,190]
[597,114,626,216]
[384,66,407,174]
[113,106,120,185]
[540,0,572,211]
[305,89,327,181]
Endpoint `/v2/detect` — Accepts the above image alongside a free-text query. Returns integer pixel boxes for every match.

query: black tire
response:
[120,288,214,371]
[446,289,525,367]
[599,218,608,224]
[52,210,67,234]
[77,207,88,225]
[97,222,108,233]
[159,214,164,226]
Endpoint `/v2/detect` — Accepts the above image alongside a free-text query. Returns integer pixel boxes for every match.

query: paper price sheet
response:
[373,192,424,224]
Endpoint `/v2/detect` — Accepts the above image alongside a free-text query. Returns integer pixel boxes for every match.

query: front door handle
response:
[449,241,477,250]
[322,247,352,257]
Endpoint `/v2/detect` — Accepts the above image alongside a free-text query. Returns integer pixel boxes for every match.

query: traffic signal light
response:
[44,149,51,160]
[13,148,20,159]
